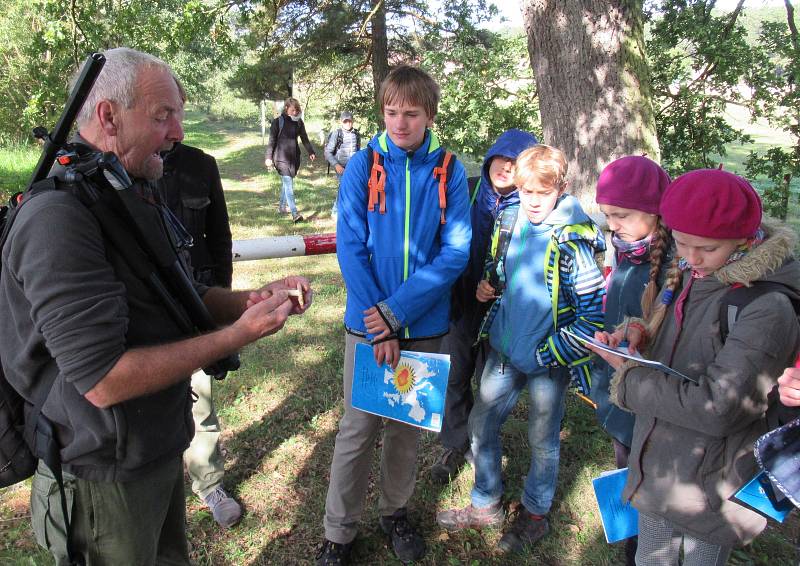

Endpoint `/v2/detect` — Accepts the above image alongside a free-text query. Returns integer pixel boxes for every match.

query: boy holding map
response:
[316,65,471,565]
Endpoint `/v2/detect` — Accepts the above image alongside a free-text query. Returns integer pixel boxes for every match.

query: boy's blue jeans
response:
[468,347,569,515]
[279,175,298,215]
[331,171,342,214]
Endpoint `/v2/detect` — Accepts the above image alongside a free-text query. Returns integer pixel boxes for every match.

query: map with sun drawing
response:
[351,343,451,432]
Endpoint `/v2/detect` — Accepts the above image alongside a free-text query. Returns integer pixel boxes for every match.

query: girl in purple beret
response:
[591,155,672,564]
[590,169,800,565]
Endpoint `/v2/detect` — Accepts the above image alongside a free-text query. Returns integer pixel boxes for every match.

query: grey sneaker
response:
[436,502,504,531]
[203,486,242,528]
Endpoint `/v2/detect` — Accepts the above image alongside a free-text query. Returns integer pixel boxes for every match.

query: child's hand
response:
[622,323,647,353]
[778,367,800,407]
[373,339,400,369]
[594,331,617,347]
[476,280,498,303]
[364,306,391,340]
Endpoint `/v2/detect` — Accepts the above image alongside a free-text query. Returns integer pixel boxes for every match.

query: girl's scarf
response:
[612,233,653,265]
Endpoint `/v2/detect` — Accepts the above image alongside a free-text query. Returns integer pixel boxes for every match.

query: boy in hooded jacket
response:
[316,65,471,566]
[431,129,538,484]
[437,144,606,554]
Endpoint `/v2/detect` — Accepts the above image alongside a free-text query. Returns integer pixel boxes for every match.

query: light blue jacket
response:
[482,195,606,388]
[336,130,471,340]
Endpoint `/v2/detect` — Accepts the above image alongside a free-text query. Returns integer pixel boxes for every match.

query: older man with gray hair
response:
[0,47,312,564]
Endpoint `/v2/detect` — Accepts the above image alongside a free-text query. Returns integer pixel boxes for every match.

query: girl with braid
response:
[590,169,800,566]
[589,156,671,565]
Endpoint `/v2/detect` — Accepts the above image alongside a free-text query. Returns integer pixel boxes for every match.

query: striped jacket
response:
[478,197,605,392]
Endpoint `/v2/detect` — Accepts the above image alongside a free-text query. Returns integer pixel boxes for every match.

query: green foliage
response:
[421,7,540,159]
[743,6,800,221]
[231,0,535,157]
[745,147,800,220]
[646,1,754,175]
[0,0,240,144]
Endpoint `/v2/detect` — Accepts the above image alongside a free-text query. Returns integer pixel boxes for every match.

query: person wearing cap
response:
[324,111,361,217]
[589,169,800,565]
[590,155,672,565]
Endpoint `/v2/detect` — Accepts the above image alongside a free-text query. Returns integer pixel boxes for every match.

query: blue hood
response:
[479,128,540,193]
[450,129,538,331]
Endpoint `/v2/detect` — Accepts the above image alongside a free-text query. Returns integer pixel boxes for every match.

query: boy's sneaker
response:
[379,508,426,563]
[315,539,352,566]
[436,502,504,531]
[203,485,242,528]
[292,213,304,223]
[497,507,549,553]
[430,448,467,484]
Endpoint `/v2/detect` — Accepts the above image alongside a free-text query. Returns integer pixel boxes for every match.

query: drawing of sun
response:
[392,364,416,394]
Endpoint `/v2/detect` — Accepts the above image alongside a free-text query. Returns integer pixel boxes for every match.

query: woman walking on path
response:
[265,97,316,222]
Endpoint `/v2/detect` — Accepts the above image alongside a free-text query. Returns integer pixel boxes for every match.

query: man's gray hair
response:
[73,47,185,128]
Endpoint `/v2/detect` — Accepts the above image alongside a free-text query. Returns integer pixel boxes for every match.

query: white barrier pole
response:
[232,233,336,261]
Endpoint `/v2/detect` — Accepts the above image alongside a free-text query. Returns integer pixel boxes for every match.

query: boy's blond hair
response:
[379,65,440,118]
[514,145,568,191]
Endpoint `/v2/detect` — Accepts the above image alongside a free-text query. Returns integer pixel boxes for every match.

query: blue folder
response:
[592,467,638,543]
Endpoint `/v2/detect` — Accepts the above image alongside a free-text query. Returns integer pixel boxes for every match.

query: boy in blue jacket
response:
[437,145,605,554]
[432,129,538,483]
[317,65,471,566]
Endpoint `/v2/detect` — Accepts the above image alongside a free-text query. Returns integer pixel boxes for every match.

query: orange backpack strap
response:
[432,150,454,224]
[367,150,387,214]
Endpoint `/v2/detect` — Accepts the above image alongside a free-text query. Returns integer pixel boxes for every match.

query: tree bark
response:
[370,0,389,127]
[522,0,659,209]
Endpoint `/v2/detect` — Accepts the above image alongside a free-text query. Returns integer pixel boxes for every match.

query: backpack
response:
[0,185,61,488]
[366,147,456,224]
[718,280,800,428]
[0,182,83,564]
[467,176,481,206]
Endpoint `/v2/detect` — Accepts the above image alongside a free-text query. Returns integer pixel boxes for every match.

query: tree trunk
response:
[371,0,389,127]
[522,0,659,210]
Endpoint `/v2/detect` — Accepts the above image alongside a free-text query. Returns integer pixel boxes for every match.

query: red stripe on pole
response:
[303,233,336,255]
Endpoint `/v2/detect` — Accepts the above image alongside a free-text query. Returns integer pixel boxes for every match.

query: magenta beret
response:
[596,156,670,215]
[660,169,762,239]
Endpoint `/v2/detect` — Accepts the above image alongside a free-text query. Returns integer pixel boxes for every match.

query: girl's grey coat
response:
[611,222,800,546]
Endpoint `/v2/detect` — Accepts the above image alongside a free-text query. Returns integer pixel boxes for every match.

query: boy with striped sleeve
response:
[436,144,605,554]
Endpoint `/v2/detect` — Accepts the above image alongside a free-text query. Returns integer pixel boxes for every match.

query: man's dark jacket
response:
[0,168,197,482]
[159,143,233,288]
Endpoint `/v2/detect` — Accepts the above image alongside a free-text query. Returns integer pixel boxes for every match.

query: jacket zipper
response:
[403,154,411,339]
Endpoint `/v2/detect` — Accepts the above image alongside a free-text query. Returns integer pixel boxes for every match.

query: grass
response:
[1,113,799,565]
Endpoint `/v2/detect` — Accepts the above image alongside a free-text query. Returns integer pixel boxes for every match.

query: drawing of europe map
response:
[351,343,451,432]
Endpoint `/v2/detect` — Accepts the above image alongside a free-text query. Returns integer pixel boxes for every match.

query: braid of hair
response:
[640,219,671,320]
[644,256,683,341]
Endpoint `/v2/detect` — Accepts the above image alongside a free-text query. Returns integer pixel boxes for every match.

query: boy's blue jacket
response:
[481,195,605,387]
[336,130,471,340]
[451,129,538,333]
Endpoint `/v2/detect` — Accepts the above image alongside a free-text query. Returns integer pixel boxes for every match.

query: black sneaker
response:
[315,539,352,566]
[379,508,426,563]
[497,507,549,554]
[292,213,304,223]
[430,448,466,484]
